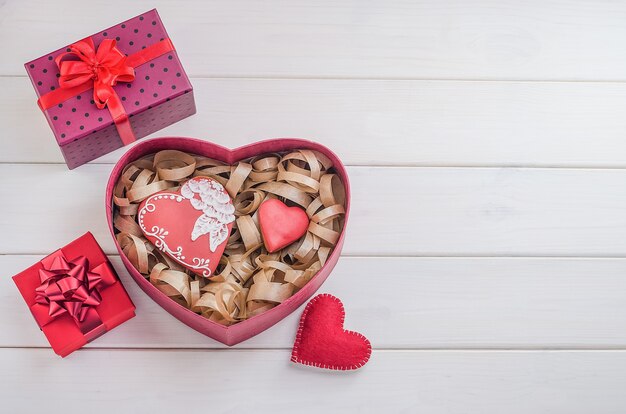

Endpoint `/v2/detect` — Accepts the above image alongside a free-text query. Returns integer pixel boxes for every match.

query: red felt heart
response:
[138,177,235,277]
[291,293,371,370]
[258,199,309,252]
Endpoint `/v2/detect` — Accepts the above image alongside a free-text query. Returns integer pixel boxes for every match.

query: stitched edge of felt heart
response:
[291,293,371,371]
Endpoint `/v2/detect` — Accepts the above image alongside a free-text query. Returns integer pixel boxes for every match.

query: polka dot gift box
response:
[24,9,196,169]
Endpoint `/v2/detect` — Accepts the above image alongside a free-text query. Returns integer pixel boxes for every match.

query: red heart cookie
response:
[291,293,371,370]
[258,199,309,252]
[138,177,235,277]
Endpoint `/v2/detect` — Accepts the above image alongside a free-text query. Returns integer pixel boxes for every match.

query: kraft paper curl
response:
[113,149,346,325]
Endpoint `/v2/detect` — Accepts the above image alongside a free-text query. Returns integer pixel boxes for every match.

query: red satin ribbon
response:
[37,37,175,146]
[34,253,113,340]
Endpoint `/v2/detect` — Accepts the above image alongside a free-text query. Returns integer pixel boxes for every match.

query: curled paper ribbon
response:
[35,253,113,338]
[113,149,346,325]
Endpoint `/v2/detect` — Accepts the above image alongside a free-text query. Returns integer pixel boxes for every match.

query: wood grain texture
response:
[3,0,626,411]
[4,348,626,414]
[5,77,626,167]
[1,164,625,256]
[4,255,626,349]
[2,0,626,80]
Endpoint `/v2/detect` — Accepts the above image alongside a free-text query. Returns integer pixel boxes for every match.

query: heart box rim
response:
[105,137,351,345]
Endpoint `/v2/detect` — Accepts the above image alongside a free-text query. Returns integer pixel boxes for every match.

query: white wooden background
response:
[2,1,626,412]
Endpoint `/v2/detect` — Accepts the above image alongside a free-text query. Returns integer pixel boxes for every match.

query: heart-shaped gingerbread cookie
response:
[258,199,309,253]
[138,177,235,277]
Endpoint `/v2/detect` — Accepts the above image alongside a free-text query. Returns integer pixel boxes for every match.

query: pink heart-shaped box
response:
[105,137,350,345]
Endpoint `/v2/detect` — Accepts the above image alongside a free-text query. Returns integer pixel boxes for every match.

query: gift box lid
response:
[24,9,193,148]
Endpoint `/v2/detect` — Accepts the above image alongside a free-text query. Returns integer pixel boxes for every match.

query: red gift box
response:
[12,232,135,357]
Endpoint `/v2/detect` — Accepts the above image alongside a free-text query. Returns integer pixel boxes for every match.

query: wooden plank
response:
[3,1,626,80]
[4,255,626,349]
[1,164,626,256]
[5,77,626,167]
[3,348,626,413]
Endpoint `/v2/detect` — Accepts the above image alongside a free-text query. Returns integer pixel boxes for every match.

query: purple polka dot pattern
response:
[61,92,196,169]
[24,9,195,169]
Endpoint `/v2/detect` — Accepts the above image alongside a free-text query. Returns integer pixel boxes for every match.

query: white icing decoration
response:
[181,178,235,252]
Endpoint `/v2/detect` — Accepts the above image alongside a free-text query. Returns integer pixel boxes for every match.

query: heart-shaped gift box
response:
[105,137,350,345]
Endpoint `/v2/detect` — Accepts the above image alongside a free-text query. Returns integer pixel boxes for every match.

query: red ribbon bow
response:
[37,36,175,146]
[56,38,135,110]
[34,253,110,337]
[51,38,136,144]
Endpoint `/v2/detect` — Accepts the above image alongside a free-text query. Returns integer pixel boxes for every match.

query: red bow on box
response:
[34,252,112,338]
[56,38,135,109]
[37,37,175,145]
[31,250,118,341]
